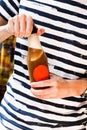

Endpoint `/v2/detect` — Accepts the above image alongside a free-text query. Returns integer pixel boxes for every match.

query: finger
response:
[31,87,51,99]
[31,86,58,99]
[26,16,33,36]
[31,79,52,89]
[19,14,26,37]
[37,28,45,36]
[14,15,20,37]
[8,17,14,35]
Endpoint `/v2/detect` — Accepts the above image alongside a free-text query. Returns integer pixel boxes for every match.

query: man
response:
[0,0,87,129]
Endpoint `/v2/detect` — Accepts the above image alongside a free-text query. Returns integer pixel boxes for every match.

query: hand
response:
[6,14,45,37]
[31,73,71,99]
[31,73,87,99]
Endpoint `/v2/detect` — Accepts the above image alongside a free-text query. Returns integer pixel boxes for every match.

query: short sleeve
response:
[0,0,20,21]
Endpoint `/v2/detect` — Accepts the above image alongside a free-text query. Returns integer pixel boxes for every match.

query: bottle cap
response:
[32,24,38,34]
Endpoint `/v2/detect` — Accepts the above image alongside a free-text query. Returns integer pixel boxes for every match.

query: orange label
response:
[33,65,49,81]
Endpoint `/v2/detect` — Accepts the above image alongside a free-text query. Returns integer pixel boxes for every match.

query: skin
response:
[0,14,45,42]
[0,14,87,99]
[31,74,87,99]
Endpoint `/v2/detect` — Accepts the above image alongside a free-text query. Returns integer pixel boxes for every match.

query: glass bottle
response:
[27,26,50,82]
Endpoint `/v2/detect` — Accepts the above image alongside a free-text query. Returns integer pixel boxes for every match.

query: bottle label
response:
[28,34,42,49]
[33,65,49,81]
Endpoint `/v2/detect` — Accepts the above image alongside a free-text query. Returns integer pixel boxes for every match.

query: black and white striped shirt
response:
[0,0,87,129]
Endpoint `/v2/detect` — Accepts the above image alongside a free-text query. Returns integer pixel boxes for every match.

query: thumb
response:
[37,28,45,36]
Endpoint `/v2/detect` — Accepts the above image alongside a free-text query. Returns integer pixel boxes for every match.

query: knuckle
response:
[27,16,33,25]
[27,15,32,20]
[15,15,19,20]
[19,14,26,19]
[54,81,58,87]
[9,17,14,23]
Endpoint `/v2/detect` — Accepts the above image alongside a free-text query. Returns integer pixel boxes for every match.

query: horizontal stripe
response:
[0,0,19,20]
[1,105,87,128]
[47,53,87,69]
[1,95,87,127]
[42,41,87,60]
[34,0,87,10]
[3,0,19,14]
[20,5,87,29]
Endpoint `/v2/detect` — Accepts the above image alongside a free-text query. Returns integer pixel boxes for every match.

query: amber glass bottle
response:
[27,26,50,82]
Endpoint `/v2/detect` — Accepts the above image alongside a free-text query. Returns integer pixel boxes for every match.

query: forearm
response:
[68,79,87,97]
[0,24,11,43]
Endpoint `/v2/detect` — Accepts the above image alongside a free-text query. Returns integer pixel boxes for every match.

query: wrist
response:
[67,79,87,97]
[0,24,11,42]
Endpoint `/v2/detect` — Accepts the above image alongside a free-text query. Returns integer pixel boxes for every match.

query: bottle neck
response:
[28,34,42,49]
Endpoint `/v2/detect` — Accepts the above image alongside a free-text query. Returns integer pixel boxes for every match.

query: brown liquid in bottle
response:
[27,25,50,83]
[27,47,50,82]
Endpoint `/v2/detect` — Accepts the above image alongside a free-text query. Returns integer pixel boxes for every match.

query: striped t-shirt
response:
[0,0,87,130]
